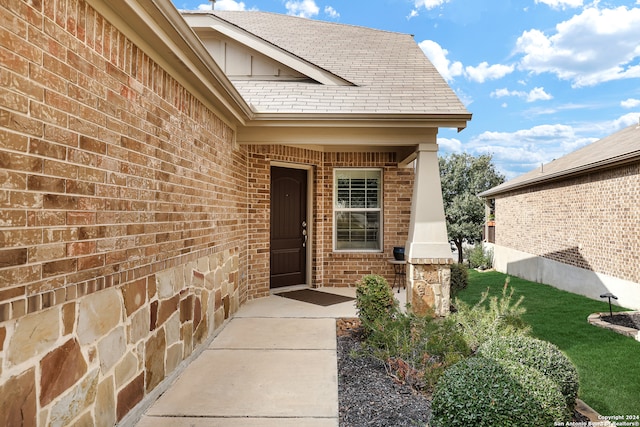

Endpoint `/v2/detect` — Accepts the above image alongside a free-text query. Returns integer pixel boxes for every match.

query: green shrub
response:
[364,312,471,391]
[355,274,398,336]
[478,334,579,410]
[467,244,493,269]
[431,357,569,427]
[450,263,468,297]
[452,277,530,351]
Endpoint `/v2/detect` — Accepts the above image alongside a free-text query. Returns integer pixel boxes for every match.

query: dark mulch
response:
[337,319,431,427]
[601,312,640,330]
[336,318,593,426]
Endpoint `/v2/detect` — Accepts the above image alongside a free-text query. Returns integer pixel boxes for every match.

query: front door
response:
[270,166,308,288]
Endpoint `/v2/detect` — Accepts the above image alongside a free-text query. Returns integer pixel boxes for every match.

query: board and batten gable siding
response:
[0,1,247,425]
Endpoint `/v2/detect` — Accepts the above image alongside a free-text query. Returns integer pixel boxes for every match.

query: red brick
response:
[43,194,78,209]
[67,241,96,257]
[0,209,27,227]
[28,138,67,160]
[77,254,103,271]
[0,170,27,190]
[27,175,65,192]
[42,259,77,277]
[0,151,43,172]
[66,211,95,225]
[28,243,66,263]
[0,248,28,268]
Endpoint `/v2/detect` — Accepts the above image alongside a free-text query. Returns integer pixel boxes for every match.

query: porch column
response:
[405,143,453,317]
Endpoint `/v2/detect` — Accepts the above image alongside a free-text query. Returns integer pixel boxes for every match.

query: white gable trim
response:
[183,13,354,87]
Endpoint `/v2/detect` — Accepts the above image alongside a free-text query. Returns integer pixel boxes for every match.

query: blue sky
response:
[172,0,640,179]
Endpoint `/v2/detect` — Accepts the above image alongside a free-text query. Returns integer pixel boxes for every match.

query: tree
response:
[439,153,505,263]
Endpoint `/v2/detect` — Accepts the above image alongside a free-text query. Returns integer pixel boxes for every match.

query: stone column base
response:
[407,258,452,317]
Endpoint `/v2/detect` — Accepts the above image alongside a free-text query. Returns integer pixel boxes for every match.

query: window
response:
[334,169,382,251]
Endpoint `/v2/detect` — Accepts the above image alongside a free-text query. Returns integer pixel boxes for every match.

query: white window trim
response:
[333,168,383,253]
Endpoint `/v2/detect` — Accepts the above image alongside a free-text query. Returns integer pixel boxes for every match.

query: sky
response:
[172,0,640,179]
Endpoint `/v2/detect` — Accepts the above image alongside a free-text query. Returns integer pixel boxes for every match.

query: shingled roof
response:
[183,11,470,120]
[480,123,640,197]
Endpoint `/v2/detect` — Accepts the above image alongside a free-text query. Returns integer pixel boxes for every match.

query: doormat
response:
[276,289,355,307]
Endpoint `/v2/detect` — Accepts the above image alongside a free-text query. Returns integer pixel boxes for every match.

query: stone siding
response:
[0,1,245,425]
[494,162,640,284]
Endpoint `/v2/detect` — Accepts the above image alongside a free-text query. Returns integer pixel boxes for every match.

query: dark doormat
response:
[276,289,355,307]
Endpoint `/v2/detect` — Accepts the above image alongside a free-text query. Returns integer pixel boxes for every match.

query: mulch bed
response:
[337,318,431,427]
[600,312,640,330]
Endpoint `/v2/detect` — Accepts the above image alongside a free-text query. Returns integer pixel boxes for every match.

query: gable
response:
[199,34,309,81]
[185,13,353,87]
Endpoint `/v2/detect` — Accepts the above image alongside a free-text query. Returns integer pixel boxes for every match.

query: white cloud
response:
[324,6,339,19]
[534,0,583,10]
[465,62,514,83]
[610,112,640,130]
[621,98,640,108]
[491,87,552,102]
[527,87,553,102]
[419,40,514,83]
[463,124,597,178]
[285,0,319,18]
[437,137,463,153]
[407,9,419,19]
[515,6,640,87]
[414,0,450,10]
[461,112,640,178]
[197,0,246,10]
[418,40,463,82]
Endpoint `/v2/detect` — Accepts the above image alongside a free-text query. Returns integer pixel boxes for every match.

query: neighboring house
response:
[0,1,469,425]
[480,124,640,310]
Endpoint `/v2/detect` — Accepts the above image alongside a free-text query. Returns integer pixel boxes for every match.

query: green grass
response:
[456,270,640,416]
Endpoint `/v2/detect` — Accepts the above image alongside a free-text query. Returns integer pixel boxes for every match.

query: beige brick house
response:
[0,1,469,425]
[481,124,640,310]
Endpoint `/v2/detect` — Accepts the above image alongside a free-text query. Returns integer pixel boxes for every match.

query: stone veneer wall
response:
[494,162,640,285]
[246,146,414,295]
[0,1,246,425]
[408,259,451,317]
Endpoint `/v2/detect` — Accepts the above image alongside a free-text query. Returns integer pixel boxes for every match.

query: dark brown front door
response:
[270,166,308,288]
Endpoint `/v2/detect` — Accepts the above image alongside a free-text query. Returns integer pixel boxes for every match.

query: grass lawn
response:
[456,270,640,417]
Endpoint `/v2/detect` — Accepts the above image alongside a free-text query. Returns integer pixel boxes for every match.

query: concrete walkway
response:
[134,287,408,427]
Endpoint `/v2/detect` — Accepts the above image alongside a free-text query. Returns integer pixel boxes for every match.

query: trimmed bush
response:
[355,274,398,336]
[478,334,579,410]
[431,357,569,427]
[450,263,468,297]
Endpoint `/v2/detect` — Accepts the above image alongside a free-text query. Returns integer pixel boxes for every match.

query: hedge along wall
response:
[0,1,247,425]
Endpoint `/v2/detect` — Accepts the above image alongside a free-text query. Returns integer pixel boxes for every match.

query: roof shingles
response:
[203,11,468,116]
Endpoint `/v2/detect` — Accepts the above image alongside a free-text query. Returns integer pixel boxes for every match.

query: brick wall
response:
[321,152,414,287]
[0,1,246,425]
[494,162,640,284]
[245,146,414,294]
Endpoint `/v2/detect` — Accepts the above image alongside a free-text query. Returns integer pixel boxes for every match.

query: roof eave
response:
[246,112,472,129]
[480,150,640,198]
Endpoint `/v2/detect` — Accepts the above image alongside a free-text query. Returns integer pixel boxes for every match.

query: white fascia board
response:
[183,14,353,87]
